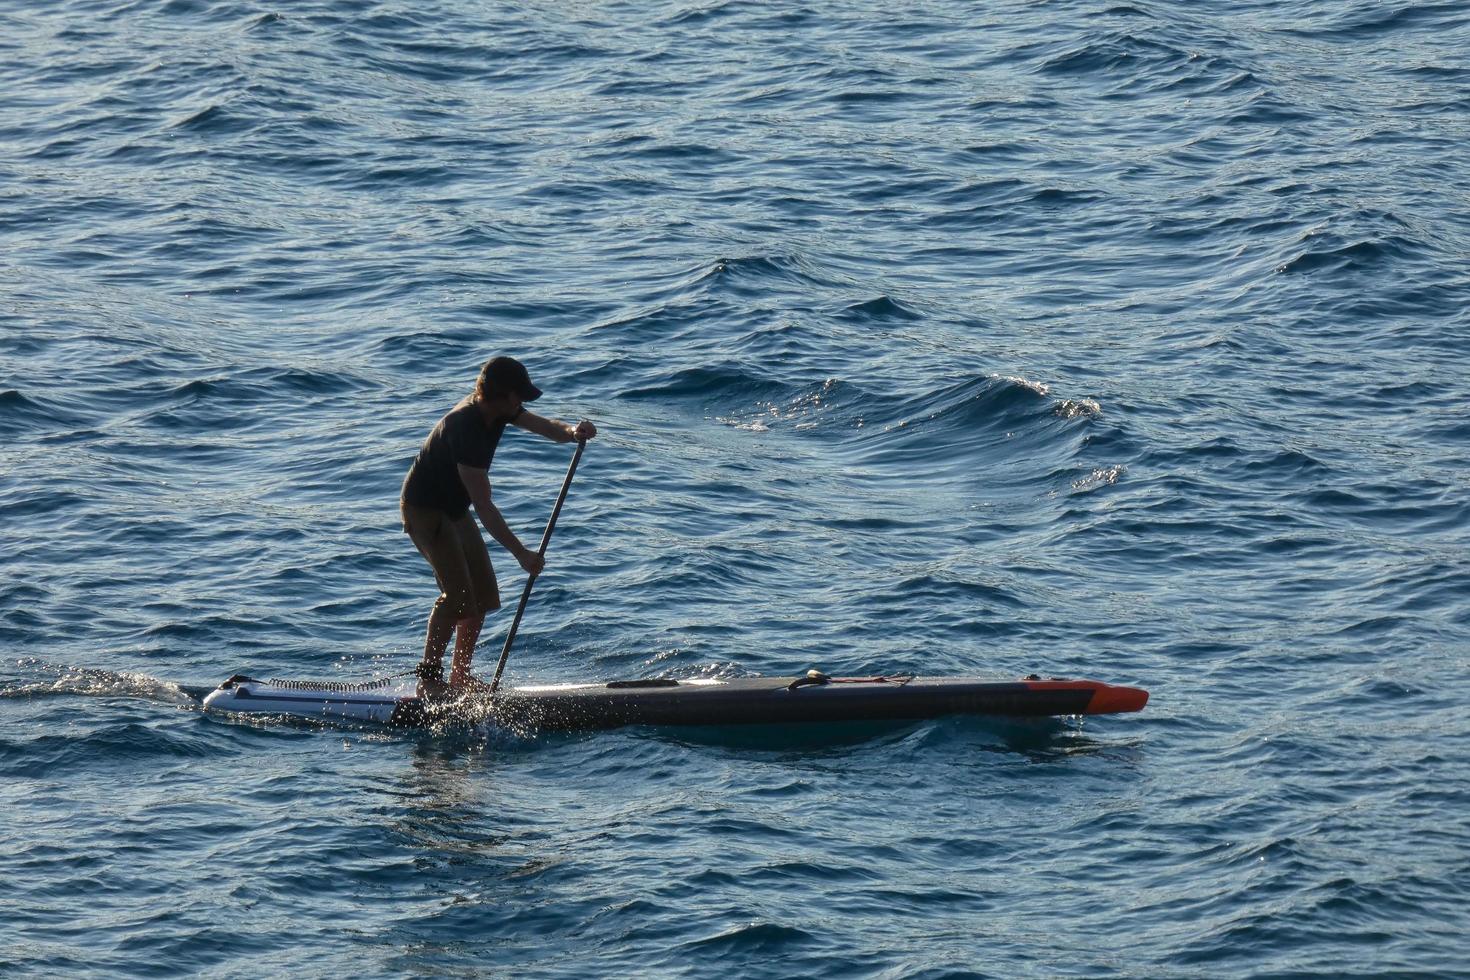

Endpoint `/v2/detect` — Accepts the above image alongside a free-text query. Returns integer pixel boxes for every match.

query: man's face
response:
[478,389,522,422]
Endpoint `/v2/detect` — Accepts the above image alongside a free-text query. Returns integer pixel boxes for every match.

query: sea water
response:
[2,0,1467,975]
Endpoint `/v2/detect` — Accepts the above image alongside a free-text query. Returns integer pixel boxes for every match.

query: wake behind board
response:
[200,672,1148,730]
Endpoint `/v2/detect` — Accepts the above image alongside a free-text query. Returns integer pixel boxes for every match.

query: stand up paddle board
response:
[199,671,1148,730]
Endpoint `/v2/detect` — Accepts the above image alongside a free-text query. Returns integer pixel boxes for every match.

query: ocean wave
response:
[0,720,214,778]
[0,389,91,436]
[691,371,1107,465]
[1224,88,1315,125]
[1275,234,1424,276]
[621,363,789,404]
[833,295,923,322]
[693,253,847,294]
[167,102,255,136]
[844,375,1075,439]
[678,921,818,956]
[122,365,374,412]
[1281,2,1468,39]
[0,488,87,520]
[1,660,194,704]
[1034,32,1194,78]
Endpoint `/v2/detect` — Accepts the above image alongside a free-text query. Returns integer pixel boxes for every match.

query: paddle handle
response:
[488,438,586,694]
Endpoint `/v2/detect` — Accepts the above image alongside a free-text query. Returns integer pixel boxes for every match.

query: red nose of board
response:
[1018,678,1150,714]
[1087,684,1149,714]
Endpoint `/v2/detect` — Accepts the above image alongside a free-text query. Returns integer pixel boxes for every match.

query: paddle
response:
[487,437,587,694]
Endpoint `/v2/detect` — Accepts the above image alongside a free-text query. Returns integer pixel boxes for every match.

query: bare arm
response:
[514,411,596,443]
[458,464,543,575]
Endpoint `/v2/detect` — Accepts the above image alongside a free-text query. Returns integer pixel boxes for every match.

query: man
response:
[400,356,596,694]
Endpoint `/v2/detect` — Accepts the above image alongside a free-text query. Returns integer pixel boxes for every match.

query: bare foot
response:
[417,675,451,700]
[449,675,494,697]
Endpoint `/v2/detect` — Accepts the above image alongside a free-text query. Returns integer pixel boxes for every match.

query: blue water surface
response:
[2,0,1468,976]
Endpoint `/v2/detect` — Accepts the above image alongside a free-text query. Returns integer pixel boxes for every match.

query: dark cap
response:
[477,356,542,402]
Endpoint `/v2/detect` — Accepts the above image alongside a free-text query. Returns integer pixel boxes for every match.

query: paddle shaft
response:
[488,438,586,693]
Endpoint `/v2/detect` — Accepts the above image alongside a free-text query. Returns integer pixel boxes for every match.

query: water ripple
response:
[2,0,1468,975]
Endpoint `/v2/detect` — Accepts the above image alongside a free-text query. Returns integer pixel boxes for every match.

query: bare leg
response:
[448,614,486,688]
[419,594,459,681]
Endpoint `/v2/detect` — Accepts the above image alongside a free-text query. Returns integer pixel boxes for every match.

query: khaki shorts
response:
[402,503,499,619]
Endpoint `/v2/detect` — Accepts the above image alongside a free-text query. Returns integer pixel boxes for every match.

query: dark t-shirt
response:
[401,398,511,516]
